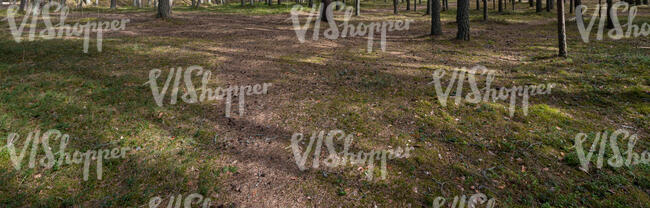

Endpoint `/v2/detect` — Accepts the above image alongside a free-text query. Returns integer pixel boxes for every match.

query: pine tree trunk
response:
[512,0,514,10]
[393,0,398,14]
[406,0,410,10]
[456,0,470,40]
[483,0,487,20]
[431,0,442,35]
[110,0,117,8]
[606,0,613,28]
[536,0,541,12]
[414,0,417,10]
[476,0,479,9]
[569,0,573,13]
[426,0,430,14]
[355,0,360,15]
[157,0,171,18]
[498,0,502,12]
[529,0,533,7]
[322,0,332,21]
[557,0,566,57]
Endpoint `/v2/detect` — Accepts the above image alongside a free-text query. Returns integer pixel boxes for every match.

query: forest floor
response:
[0,0,649,207]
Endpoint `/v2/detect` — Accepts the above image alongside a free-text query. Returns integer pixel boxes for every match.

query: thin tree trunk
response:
[606,0,613,28]
[456,0,470,40]
[512,0,514,10]
[355,0,360,15]
[476,0,479,9]
[431,0,442,35]
[414,0,417,10]
[483,0,487,20]
[406,0,410,10]
[157,0,171,18]
[321,0,332,21]
[569,0,573,13]
[536,0,541,12]
[393,0,398,14]
[529,0,532,7]
[557,0,566,57]
[498,0,502,12]
[426,0,430,14]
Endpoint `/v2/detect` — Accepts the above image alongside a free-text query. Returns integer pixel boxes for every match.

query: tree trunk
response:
[476,0,479,9]
[456,0,470,40]
[308,0,312,7]
[557,0,566,57]
[536,0,541,12]
[426,0,431,14]
[528,0,532,7]
[431,0,442,35]
[157,0,171,18]
[512,0,514,10]
[606,0,613,29]
[569,0,573,13]
[414,0,417,10]
[406,0,410,10]
[483,0,487,20]
[393,0,398,14]
[321,0,332,21]
[498,0,502,12]
[355,0,360,15]
[111,0,117,8]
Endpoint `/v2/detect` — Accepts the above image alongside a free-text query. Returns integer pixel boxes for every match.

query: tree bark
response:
[512,0,514,10]
[456,0,470,40]
[406,0,410,10]
[111,0,117,8]
[414,0,417,10]
[557,0,566,57]
[529,0,533,7]
[569,0,573,13]
[157,0,171,18]
[476,0,479,9]
[536,0,541,12]
[431,0,442,35]
[426,0,431,14]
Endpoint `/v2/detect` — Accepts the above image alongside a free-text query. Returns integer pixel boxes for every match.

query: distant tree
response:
[111,0,117,8]
[483,0,487,20]
[476,0,479,9]
[393,0,398,14]
[431,0,442,35]
[557,0,566,57]
[456,0,470,40]
[426,0,431,14]
[355,0,360,15]
[321,0,332,21]
[511,0,514,10]
[606,0,613,28]
[157,0,171,18]
[414,0,417,10]
[536,0,541,12]
[529,0,533,6]
[569,0,573,13]
[407,0,410,10]
[498,0,502,12]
